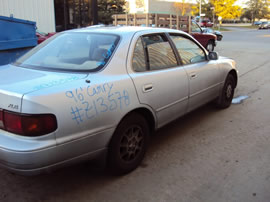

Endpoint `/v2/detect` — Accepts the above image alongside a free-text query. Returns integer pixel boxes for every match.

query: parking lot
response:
[1,27,270,202]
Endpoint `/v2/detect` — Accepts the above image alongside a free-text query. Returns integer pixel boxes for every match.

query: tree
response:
[98,0,126,24]
[191,0,214,19]
[136,0,145,9]
[210,0,242,20]
[245,0,270,23]
[240,8,252,21]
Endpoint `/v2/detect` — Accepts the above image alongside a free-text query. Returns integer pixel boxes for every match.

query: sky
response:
[235,0,248,7]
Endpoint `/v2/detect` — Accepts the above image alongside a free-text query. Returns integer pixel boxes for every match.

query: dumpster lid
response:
[0,15,36,25]
[0,15,37,50]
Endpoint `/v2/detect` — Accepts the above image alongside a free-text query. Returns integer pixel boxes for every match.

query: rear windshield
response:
[15,32,120,72]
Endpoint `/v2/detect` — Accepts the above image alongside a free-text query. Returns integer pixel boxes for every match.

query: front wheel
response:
[206,40,215,51]
[216,74,235,109]
[217,35,222,41]
[107,112,150,175]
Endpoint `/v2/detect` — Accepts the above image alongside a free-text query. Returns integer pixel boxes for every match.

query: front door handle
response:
[143,84,153,93]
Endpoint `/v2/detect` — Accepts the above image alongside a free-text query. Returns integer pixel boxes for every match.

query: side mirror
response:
[208,51,219,60]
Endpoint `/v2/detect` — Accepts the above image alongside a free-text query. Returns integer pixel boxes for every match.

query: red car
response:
[190,21,217,51]
[200,20,214,27]
[36,30,56,44]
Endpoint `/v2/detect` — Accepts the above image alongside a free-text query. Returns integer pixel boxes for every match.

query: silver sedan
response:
[0,26,237,175]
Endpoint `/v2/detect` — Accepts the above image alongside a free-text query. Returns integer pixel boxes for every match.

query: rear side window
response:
[132,38,147,72]
[132,34,177,72]
[16,33,119,71]
[170,34,206,65]
[143,34,177,71]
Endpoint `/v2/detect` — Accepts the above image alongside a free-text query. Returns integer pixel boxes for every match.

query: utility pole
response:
[211,6,215,25]
[79,0,81,27]
[92,0,98,25]
[199,0,201,23]
[63,0,67,30]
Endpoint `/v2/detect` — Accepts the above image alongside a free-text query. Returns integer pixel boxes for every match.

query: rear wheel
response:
[107,112,149,175]
[216,74,235,109]
[206,40,215,51]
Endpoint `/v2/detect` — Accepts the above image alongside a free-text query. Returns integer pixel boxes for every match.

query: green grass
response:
[212,25,259,31]
[237,25,259,29]
[213,26,230,31]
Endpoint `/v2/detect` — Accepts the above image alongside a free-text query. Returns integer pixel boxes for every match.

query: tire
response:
[206,40,215,51]
[217,35,222,41]
[216,74,235,109]
[107,112,150,175]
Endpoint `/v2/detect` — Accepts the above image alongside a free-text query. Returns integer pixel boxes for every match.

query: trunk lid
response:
[0,64,87,112]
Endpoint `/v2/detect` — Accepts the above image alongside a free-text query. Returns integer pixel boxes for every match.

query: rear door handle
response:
[190,72,197,79]
[143,84,153,93]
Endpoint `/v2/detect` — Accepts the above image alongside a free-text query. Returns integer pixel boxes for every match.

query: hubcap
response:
[207,43,213,51]
[119,126,144,162]
[226,84,232,98]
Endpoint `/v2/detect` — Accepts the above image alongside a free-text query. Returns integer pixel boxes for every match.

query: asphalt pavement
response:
[1,27,270,202]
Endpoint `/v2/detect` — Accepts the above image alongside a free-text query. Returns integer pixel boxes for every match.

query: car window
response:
[191,22,202,33]
[142,34,177,71]
[170,34,206,65]
[206,28,214,34]
[15,33,119,71]
[132,37,147,72]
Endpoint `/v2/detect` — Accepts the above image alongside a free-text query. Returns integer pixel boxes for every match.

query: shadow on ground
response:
[0,103,224,201]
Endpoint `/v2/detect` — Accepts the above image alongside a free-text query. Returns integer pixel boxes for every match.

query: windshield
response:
[15,32,120,72]
[191,22,202,33]
[206,28,214,34]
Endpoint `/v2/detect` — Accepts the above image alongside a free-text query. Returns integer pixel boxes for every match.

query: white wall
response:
[127,0,179,14]
[0,0,55,32]
[149,0,176,14]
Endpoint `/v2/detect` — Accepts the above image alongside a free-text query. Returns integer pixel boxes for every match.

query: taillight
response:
[0,110,57,137]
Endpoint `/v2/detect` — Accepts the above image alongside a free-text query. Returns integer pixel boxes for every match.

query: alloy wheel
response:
[119,125,144,162]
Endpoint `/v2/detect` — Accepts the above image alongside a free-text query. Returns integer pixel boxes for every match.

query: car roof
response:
[66,26,188,37]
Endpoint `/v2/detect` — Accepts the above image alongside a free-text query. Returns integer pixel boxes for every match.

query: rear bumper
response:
[0,148,107,175]
[0,128,114,175]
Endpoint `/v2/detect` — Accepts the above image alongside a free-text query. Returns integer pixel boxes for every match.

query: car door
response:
[169,34,222,112]
[190,21,208,47]
[127,33,189,128]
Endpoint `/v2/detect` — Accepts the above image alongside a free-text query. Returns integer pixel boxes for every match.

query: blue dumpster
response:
[0,15,37,65]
